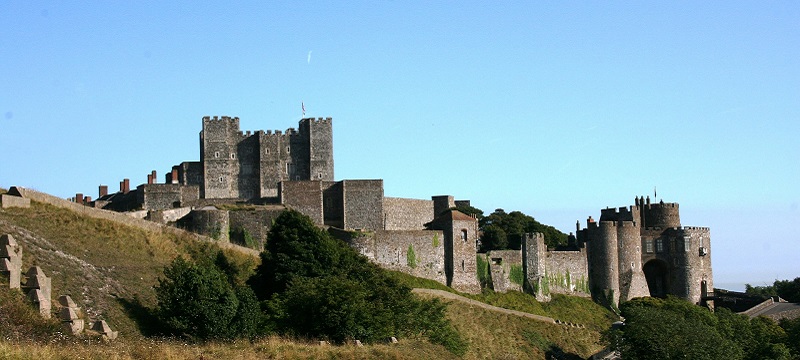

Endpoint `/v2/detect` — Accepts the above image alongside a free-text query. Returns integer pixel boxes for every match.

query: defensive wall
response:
[383,197,433,230]
[522,233,590,301]
[483,250,523,293]
[330,228,447,286]
[4,187,259,257]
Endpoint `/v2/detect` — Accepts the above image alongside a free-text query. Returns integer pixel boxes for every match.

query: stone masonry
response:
[1,234,22,289]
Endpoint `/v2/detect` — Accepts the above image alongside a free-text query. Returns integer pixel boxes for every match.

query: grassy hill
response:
[0,189,613,359]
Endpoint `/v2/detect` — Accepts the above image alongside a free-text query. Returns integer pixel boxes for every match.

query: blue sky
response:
[1,2,798,290]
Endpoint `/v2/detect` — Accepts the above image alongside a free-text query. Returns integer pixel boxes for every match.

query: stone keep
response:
[200,116,334,199]
[0,234,22,289]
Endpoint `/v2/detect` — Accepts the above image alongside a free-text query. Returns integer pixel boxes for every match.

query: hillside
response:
[0,188,612,359]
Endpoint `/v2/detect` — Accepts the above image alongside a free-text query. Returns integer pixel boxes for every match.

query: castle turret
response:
[201,116,242,199]
[641,201,680,228]
[587,220,619,307]
[616,220,649,301]
[678,227,713,305]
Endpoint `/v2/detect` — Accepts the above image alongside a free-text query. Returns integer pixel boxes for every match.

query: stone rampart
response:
[341,180,383,230]
[228,207,285,249]
[545,248,590,297]
[383,197,434,230]
[6,187,258,256]
[329,228,447,286]
[1,194,31,208]
[486,249,523,292]
[146,207,192,224]
[279,181,324,224]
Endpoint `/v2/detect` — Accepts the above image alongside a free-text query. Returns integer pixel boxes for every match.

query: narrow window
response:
[645,239,653,253]
[656,238,664,253]
[266,148,270,155]
[230,153,236,159]
[214,151,220,158]
[218,176,224,182]
[461,260,465,271]
[461,229,468,242]
[318,173,323,179]
[286,146,290,153]
[684,236,691,252]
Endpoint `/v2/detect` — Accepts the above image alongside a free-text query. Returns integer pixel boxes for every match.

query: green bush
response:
[155,256,265,340]
[608,296,795,360]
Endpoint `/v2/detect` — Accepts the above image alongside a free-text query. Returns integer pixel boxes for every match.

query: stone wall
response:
[383,197,433,230]
[138,184,183,210]
[4,187,258,258]
[322,181,343,228]
[330,228,446,286]
[342,180,383,230]
[228,207,285,249]
[187,207,230,243]
[486,249,523,293]
[279,181,324,224]
[545,248,590,297]
[146,207,192,224]
[1,194,31,209]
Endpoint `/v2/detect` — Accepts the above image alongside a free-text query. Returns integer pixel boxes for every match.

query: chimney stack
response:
[99,185,108,198]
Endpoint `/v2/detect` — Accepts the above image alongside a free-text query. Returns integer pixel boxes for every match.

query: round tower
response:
[643,202,680,228]
[678,227,713,305]
[616,221,649,301]
[588,221,619,307]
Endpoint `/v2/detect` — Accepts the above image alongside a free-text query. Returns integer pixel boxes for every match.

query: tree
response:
[155,257,239,339]
[478,208,568,251]
[250,210,466,352]
[155,253,266,340]
[746,277,800,302]
[607,296,794,360]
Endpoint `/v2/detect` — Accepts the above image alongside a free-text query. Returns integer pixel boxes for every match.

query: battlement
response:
[678,226,710,231]
[600,206,638,222]
[302,117,333,124]
[202,115,240,124]
[258,127,301,137]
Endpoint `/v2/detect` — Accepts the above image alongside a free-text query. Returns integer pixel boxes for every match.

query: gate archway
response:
[643,259,670,298]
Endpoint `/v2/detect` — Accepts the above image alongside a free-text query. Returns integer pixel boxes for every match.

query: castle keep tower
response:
[582,197,712,307]
[200,116,334,199]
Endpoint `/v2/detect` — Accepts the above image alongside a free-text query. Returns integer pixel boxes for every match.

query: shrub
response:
[155,256,265,340]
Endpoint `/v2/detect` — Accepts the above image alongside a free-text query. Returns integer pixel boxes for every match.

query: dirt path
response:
[412,288,557,324]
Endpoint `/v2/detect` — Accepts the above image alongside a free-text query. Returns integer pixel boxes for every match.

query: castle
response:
[84,115,713,307]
